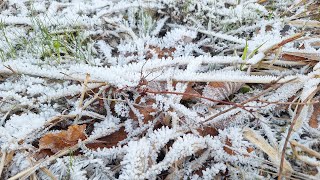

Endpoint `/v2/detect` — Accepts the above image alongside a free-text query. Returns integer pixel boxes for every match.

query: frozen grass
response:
[0,0,320,179]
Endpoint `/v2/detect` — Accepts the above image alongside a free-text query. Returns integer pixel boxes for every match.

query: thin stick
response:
[146,90,244,106]
[82,85,109,110]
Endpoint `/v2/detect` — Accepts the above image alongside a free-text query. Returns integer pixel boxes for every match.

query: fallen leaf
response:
[38,124,87,154]
[129,99,156,124]
[202,82,243,106]
[87,127,127,149]
[147,45,176,59]
[197,126,218,137]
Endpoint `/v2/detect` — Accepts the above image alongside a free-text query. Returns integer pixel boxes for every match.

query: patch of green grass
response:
[31,16,90,63]
[0,4,92,64]
[0,21,17,61]
[240,39,266,70]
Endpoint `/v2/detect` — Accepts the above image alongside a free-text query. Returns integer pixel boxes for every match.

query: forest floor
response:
[0,0,320,179]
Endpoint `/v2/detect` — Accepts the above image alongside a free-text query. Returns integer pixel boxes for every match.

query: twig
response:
[82,85,110,110]
[79,73,90,109]
[257,99,319,106]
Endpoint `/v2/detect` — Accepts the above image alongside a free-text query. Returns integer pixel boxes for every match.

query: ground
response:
[0,0,320,179]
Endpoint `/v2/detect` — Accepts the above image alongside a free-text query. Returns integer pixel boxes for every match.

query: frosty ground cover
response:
[0,0,320,179]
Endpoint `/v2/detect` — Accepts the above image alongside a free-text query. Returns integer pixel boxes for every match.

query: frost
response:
[0,0,319,179]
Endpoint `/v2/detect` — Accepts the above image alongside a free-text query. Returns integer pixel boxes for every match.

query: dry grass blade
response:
[288,20,320,28]
[282,51,320,61]
[40,167,57,180]
[268,33,304,52]
[243,128,293,174]
[0,152,6,177]
[290,140,320,159]
[8,145,79,180]
[278,86,320,179]
[75,73,90,124]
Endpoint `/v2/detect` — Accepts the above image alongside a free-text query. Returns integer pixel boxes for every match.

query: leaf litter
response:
[0,0,320,179]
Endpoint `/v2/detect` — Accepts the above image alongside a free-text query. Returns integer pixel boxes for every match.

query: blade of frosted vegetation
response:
[241,39,249,61]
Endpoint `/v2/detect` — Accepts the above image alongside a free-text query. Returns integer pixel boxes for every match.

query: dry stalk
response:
[40,167,57,180]
[278,86,320,179]
[290,140,320,159]
[0,151,6,177]
[74,73,90,124]
[243,128,293,173]
[8,145,79,180]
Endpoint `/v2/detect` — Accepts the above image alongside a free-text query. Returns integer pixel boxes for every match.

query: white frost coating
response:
[246,52,265,64]
[314,62,320,70]
[119,138,151,180]
[200,163,227,180]
[88,116,121,141]
[145,134,208,179]
[300,78,320,101]
[4,112,53,139]
[0,0,317,179]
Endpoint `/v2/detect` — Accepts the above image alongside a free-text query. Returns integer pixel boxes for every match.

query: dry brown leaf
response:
[197,126,218,137]
[38,124,87,153]
[179,82,201,100]
[87,127,127,149]
[201,82,243,106]
[146,45,176,59]
[224,138,235,155]
[129,99,156,124]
